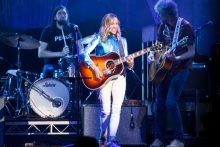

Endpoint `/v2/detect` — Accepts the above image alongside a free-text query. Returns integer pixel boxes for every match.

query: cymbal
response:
[0,32,40,49]
[77,33,96,44]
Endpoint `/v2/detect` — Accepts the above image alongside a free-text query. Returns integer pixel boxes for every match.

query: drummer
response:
[38,5,82,78]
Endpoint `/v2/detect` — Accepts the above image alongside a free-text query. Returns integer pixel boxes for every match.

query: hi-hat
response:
[0,32,40,49]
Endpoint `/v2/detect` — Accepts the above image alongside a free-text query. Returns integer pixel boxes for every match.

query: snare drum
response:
[29,78,70,118]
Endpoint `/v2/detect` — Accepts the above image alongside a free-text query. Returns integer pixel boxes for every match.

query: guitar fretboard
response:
[114,44,162,65]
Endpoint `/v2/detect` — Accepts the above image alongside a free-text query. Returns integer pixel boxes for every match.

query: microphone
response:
[203,21,214,28]
[206,20,214,26]
[73,24,79,31]
[72,24,82,39]
[195,20,214,32]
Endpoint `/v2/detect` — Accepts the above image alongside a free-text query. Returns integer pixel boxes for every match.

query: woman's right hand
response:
[90,64,103,80]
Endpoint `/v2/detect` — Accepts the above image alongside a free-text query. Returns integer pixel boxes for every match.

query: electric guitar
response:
[149,36,189,84]
[79,43,162,90]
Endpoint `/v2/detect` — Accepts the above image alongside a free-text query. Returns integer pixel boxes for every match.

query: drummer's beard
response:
[57,20,68,26]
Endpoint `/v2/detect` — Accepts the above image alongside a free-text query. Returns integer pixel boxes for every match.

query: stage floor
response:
[4,135,212,147]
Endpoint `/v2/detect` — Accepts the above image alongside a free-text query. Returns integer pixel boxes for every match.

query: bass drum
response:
[29,78,70,118]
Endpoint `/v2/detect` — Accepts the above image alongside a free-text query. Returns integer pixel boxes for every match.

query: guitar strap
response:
[118,38,127,75]
[172,17,183,51]
[118,38,125,57]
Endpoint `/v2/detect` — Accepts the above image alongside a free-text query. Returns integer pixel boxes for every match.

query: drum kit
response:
[0,32,94,119]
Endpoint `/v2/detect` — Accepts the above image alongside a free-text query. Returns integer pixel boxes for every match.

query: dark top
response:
[157,18,195,72]
[40,24,78,65]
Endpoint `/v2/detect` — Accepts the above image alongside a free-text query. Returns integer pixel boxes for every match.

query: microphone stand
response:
[74,26,82,135]
[130,69,144,87]
[126,69,144,100]
[128,70,144,130]
[82,90,95,104]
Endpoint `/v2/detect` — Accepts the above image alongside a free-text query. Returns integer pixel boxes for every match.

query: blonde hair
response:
[99,13,121,42]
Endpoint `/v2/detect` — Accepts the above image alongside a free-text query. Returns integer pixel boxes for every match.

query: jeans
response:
[155,69,189,141]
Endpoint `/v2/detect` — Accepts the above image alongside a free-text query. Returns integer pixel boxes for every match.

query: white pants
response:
[98,75,126,140]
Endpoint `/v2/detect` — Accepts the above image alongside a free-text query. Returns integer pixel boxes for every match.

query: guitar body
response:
[149,56,172,84]
[149,36,188,84]
[79,42,163,89]
[79,52,124,90]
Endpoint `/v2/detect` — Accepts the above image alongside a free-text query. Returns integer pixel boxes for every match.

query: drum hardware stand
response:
[0,32,40,117]
[4,96,15,117]
[14,38,28,117]
[2,76,17,117]
[13,38,37,117]
[14,71,36,117]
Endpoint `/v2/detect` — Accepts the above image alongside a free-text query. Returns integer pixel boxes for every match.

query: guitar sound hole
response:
[106,60,115,70]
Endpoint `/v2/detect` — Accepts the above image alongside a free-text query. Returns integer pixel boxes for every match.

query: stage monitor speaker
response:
[0,96,5,146]
[82,104,147,145]
[184,63,209,91]
[81,104,101,141]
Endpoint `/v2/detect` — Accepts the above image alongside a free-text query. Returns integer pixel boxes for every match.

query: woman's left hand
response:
[126,55,134,69]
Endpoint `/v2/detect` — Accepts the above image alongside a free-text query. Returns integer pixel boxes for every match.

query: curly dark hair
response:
[154,0,178,17]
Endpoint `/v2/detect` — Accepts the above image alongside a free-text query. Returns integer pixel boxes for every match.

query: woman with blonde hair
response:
[80,13,134,147]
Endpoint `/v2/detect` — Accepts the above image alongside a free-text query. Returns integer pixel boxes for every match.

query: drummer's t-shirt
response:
[40,25,76,64]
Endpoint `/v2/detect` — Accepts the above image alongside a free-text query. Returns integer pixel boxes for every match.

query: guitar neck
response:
[114,46,158,65]
[169,36,189,52]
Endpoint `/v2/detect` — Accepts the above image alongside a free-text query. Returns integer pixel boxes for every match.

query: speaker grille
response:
[82,104,147,145]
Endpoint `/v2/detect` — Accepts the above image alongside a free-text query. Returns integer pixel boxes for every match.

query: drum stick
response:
[61,26,68,47]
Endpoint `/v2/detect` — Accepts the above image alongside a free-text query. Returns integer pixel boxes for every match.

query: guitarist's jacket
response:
[79,33,129,75]
[158,18,196,73]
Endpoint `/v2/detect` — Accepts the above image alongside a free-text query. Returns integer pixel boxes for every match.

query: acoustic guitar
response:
[79,43,162,90]
[149,36,189,84]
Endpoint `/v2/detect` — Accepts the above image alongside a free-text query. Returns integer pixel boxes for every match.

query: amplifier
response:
[81,104,147,145]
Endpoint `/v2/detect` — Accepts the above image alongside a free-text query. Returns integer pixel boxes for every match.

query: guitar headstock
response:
[165,36,189,50]
[178,36,188,46]
[150,42,163,51]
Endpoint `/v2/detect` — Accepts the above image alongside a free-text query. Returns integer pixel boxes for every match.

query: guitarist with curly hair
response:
[148,0,195,147]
